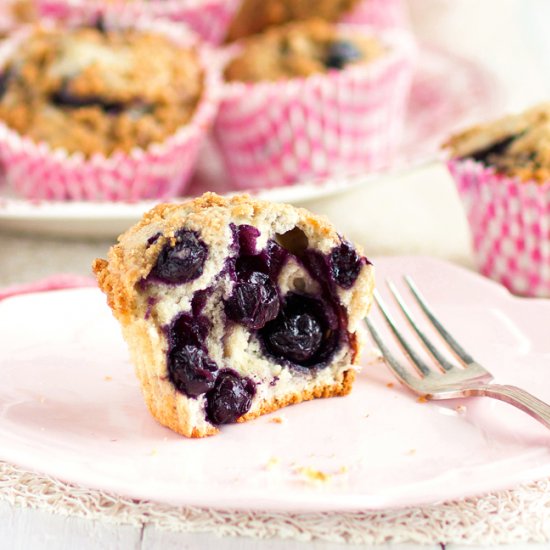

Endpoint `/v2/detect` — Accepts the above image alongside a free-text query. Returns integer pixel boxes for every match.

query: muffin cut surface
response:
[93,193,374,437]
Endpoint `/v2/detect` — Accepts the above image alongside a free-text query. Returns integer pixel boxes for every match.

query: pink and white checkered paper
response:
[448,158,550,298]
[0,19,221,202]
[38,0,241,45]
[214,29,416,190]
[342,0,409,29]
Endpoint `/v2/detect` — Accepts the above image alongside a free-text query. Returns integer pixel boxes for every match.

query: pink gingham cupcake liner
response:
[38,0,241,45]
[341,0,409,30]
[36,0,101,25]
[0,19,221,202]
[448,158,550,298]
[214,29,416,191]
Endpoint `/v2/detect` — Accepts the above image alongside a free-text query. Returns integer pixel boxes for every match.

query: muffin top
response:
[445,103,550,184]
[226,0,361,42]
[0,24,203,157]
[224,19,385,83]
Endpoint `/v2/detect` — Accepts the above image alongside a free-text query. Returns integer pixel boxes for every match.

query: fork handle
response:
[466,384,550,429]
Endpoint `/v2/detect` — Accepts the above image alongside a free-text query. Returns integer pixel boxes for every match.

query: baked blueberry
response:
[52,86,125,114]
[325,40,362,70]
[469,135,518,165]
[330,241,364,289]
[261,293,339,367]
[225,271,280,330]
[236,224,260,256]
[168,312,210,351]
[151,230,207,284]
[169,345,218,398]
[0,72,10,100]
[206,369,255,425]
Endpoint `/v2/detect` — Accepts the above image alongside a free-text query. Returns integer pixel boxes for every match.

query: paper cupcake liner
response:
[38,0,241,45]
[36,0,101,25]
[214,29,416,191]
[341,0,409,29]
[448,158,550,298]
[0,19,221,202]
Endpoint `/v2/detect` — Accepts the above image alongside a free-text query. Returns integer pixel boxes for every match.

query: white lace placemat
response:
[1,460,550,545]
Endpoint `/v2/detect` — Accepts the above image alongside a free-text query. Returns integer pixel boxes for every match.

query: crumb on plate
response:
[265,457,281,470]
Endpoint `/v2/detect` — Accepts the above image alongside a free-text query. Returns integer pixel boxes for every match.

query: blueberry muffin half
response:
[224,18,385,82]
[445,102,550,184]
[93,193,374,437]
[226,0,361,42]
[0,23,203,157]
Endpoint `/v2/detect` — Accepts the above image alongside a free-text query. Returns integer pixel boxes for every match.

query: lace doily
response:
[2,460,550,545]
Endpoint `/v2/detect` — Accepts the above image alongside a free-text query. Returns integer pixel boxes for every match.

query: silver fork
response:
[365,276,550,429]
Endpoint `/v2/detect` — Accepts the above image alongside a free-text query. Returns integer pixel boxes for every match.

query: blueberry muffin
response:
[445,103,550,184]
[226,0,361,42]
[93,193,374,437]
[224,18,385,83]
[0,23,203,157]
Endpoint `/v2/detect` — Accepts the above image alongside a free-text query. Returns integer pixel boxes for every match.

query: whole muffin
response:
[224,18,384,82]
[0,21,219,201]
[215,19,415,190]
[0,24,203,157]
[445,103,550,297]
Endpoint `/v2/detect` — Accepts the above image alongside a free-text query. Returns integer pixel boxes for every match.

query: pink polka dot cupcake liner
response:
[448,158,550,298]
[37,0,241,45]
[214,29,416,191]
[0,19,221,202]
[341,0,409,30]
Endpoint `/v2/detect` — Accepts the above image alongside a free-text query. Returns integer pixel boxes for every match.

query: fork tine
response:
[372,289,433,377]
[364,317,414,384]
[404,276,475,364]
[386,280,456,372]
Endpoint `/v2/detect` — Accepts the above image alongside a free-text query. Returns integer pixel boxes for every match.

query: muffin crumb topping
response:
[224,19,385,83]
[445,102,550,183]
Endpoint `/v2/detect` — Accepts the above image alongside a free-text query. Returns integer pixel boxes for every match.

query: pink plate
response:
[0,256,549,512]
